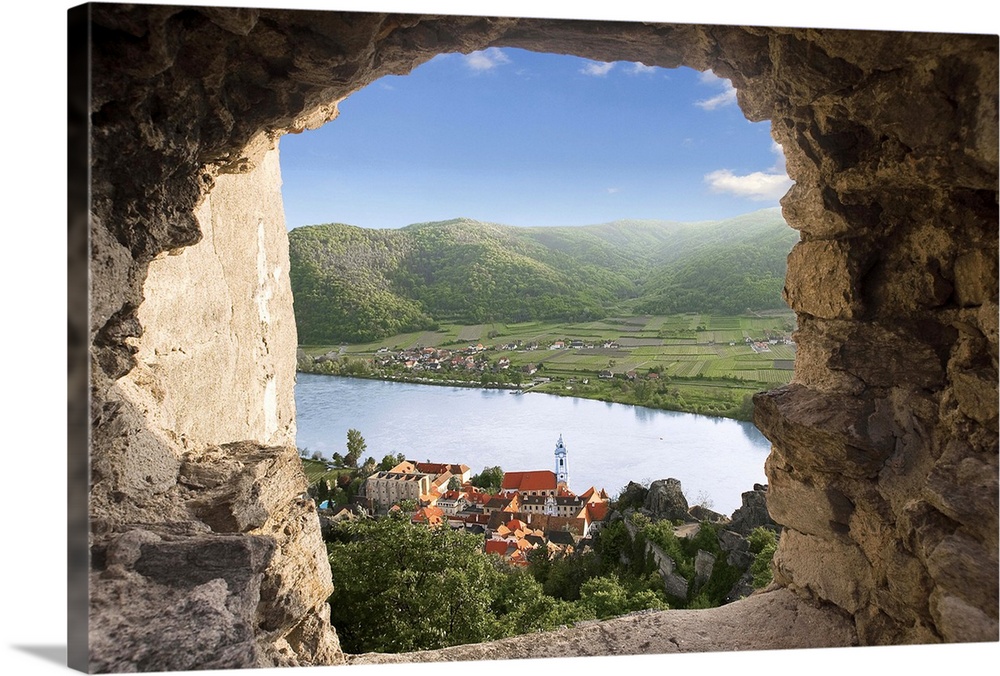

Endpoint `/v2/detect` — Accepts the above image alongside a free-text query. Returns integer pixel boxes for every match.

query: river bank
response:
[296,357,758,422]
[294,373,771,515]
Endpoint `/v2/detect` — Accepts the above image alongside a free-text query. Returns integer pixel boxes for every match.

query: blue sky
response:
[279,47,792,230]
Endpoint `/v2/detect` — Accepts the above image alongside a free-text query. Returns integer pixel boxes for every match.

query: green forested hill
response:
[288,209,799,344]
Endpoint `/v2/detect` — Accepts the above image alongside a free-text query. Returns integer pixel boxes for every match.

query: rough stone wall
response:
[82,4,997,670]
[747,31,999,645]
[126,145,296,451]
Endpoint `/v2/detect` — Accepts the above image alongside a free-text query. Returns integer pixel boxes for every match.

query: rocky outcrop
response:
[644,478,692,522]
[79,3,997,669]
[87,444,343,671]
[615,481,649,511]
[728,484,777,535]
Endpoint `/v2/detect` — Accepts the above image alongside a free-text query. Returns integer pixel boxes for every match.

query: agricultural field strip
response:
[457,324,487,341]
[307,314,796,386]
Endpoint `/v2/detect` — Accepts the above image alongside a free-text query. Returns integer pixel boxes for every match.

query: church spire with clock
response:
[554,434,569,489]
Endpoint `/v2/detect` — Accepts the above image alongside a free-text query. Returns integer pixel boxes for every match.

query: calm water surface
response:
[295,373,771,515]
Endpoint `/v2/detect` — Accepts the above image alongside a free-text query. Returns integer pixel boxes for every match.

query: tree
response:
[326,518,511,653]
[447,476,462,491]
[358,456,378,479]
[379,453,406,471]
[345,428,366,468]
[633,379,652,403]
[470,465,504,494]
[316,478,330,505]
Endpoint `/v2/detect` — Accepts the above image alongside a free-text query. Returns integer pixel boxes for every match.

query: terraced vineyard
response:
[300,311,797,420]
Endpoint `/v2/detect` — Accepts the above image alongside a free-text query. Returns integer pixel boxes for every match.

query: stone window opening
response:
[76,6,998,672]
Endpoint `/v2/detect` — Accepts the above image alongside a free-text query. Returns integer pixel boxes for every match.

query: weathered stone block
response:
[793,317,949,391]
[772,529,874,614]
[924,440,999,539]
[931,593,1000,643]
[755,384,894,479]
[925,531,999,616]
[953,249,999,307]
[765,455,854,538]
[784,240,866,319]
[950,367,1000,425]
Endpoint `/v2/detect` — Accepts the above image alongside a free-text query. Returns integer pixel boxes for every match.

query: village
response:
[318,435,611,566]
[303,324,795,394]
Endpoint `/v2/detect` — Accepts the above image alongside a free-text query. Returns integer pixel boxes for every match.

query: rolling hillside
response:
[288,209,799,344]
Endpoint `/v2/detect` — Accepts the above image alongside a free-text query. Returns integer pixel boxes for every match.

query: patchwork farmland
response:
[300,312,797,420]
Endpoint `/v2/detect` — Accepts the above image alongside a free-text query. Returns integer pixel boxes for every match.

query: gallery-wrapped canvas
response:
[54,1,1000,675]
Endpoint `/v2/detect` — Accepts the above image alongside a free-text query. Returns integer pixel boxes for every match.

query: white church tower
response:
[554,434,569,489]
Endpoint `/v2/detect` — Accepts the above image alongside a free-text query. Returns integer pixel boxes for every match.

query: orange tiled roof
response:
[414,462,450,475]
[501,470,557,493]
[484,540,509,557]
[586,501,610,522]
[505,518,528,531]
[412,506,445,525]
[508,550,529,566]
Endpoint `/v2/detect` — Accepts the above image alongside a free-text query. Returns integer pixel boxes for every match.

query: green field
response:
[299,457,350,484]
[300,312,797,421]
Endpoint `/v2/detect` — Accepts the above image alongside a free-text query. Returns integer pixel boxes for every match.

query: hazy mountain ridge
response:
[289,209,799,344]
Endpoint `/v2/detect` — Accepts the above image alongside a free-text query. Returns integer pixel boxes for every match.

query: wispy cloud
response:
[463,48,511,72]
[628,62,656,75]
[704,142,792,201]
[695,88,737,110]
[698,70,724,85]
[606,187,621,194]
[581,61,614,77]
[695,69,738,110]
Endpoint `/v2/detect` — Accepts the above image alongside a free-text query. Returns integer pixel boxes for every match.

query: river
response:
[294,373,772,516]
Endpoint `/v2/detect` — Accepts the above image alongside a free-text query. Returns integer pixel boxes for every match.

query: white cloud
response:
[699,69,725,85]
[695,69,738,110]
[606,187,621,194]
[695,84,737,110]
[769,140,787,173]
[703,137,792,201]
[463,48,511,71]
[703,169,793,201]
[628,62,656,75]
[581,61,614,77]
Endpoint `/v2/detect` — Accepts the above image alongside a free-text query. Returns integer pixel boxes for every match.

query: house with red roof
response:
[411,506,445,527]
[586,501,610,524]
[500,470,558,497]
[413,462,471,484]
[484,540,510,557]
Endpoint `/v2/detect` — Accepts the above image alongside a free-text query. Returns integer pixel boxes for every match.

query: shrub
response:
[747,526,778,589]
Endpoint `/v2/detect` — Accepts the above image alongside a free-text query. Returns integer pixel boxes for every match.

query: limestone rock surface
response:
[349,588,857,663]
